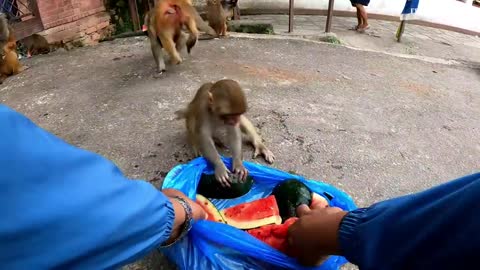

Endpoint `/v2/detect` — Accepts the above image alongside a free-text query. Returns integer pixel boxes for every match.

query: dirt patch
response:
[400,81,434,97]
[240,64,317,84]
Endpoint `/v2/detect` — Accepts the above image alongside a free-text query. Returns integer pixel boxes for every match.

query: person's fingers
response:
[296,204,311,217]
[310,193,329,209]
[323,206,344,215]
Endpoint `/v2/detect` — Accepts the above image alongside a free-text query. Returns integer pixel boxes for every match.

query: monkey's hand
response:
[253,144,275,164]
[215,164,231,187]
[233,159,248,181]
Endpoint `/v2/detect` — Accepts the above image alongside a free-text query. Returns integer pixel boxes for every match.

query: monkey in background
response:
[0,13,9,45]
[0,12,23,84]
[144,0,216,74]
[207,0,228,37]
[222,0,240,20]
[175,79,275,187]
[18,34,65,57]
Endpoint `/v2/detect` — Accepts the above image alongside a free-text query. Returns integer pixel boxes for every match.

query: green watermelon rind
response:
[197,173,254,199]
[272,179,313,222]
[196,194,227,223]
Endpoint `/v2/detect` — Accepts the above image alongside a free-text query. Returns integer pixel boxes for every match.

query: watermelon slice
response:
[246,217,298,254]
[220,195,282,229]
[196,194,226,223]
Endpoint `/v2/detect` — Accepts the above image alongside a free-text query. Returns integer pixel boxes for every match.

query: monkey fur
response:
[0,13,23,84]
[175,79,275,186]
[18,34,65,57]
[207,0,228,37]
[144,0,216,73]
[0,13,9,45]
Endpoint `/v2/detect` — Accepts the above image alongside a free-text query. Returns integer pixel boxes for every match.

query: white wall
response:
[239,0,480,34]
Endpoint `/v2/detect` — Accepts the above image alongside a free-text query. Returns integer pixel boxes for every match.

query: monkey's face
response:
[220,114,241,126]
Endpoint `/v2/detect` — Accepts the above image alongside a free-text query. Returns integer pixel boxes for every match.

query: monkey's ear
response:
[208,92,214,105]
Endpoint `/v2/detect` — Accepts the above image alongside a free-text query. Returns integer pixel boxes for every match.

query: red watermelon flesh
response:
[246,217,298,254]
[220,195,282,229]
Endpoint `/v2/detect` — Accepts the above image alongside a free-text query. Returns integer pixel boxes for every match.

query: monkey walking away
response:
[0,13,23,84]
[175,79,275,187]
[144,0,216,74]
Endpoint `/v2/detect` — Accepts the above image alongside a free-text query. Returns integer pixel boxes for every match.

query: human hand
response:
[287,197,348,266]
[163,188,207,221]
[162,188,207,244]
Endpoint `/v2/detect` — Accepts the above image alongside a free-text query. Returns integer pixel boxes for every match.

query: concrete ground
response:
[243,15,480,65]
[2,33,479,269]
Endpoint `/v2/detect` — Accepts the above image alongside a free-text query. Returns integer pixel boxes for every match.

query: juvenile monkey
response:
[144,0,216,73]
[0,13,23,84]
[18,34,65,57]
[175,79,275,186]
[207,0,228,37]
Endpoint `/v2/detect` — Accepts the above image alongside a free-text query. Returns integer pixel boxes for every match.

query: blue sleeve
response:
[0,105,175,270]
[339,172,480,270]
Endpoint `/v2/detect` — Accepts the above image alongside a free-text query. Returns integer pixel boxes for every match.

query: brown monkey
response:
[0,13,9,45]
[0,13,23,84]
[207,0,228,37]
[221,0,240,20]
[18,34,65,57]
[175,79,275,186]
[144,0,216,73]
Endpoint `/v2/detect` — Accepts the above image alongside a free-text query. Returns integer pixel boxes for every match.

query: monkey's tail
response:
[174,109,187,120]
[0,13,10,42]
[177,3,204,53]
[186,34,196,54]
[179,2,217,37]
[193,12,218,37]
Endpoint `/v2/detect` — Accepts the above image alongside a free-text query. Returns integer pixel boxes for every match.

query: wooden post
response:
[288,0,294,32]
[325,0,335,33]
[396,20,406,42]
[128,0,141,31]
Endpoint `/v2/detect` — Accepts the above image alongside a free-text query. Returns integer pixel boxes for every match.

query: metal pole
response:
[325,0,335,33]
[288,0,294,33]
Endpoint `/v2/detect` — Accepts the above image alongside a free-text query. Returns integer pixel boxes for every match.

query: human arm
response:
[0,105,204,270]
[288,172,480,269]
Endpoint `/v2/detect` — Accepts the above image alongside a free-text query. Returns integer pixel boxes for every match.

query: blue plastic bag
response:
[161,157,357,269]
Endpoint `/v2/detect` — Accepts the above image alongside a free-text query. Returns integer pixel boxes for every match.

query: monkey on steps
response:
[175,79,275,187]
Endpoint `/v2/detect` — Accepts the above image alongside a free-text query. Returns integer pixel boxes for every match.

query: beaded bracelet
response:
[160,196,193,248]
